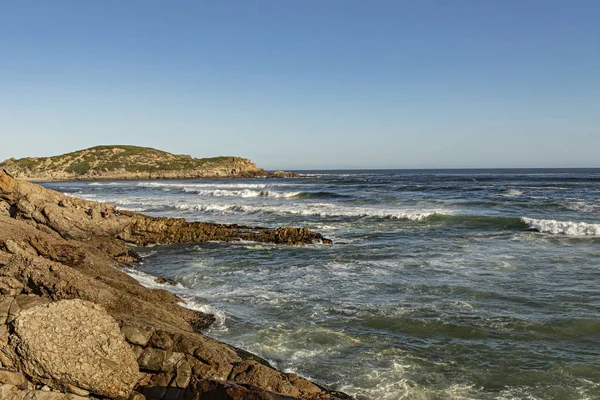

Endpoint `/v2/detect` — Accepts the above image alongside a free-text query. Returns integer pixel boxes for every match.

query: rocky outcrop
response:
[0,172,346,399]
[0,172,330,246]
[0,145,298,181]
[119,213,332,246]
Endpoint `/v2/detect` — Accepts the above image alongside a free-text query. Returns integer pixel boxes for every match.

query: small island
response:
[0,145,295,181]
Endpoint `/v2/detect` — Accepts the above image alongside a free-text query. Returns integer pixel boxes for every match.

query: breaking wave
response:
[182,188,301,198]
[120,267,227,331]
[136,182,278,189]
[175,202,441,220]
[521,217,600,236]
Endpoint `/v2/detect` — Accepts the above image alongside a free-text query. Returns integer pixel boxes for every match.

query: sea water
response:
[44,169,600,400]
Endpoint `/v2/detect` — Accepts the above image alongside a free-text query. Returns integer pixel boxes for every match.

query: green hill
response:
[0,145,283,181]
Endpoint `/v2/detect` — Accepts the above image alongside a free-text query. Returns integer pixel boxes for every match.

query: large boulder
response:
[9,299,138,398]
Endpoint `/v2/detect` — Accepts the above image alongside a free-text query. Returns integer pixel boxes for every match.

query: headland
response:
[0,145,296,181]
[0,171,346,399]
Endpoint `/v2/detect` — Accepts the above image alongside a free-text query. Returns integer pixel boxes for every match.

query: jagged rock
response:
[0,248,214,332]
[0,278,24,297]
[122,325,155,347]
[0,172,330,246]
[181,379,302,400]
[138,348,170,372]
[9,299,138,398]
[148,330,175,350]
[228,361,322,398]
[118,213,332,246]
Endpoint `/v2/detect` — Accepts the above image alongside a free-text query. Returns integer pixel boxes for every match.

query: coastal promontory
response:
[0,145,294,181]
[0,172,344,399]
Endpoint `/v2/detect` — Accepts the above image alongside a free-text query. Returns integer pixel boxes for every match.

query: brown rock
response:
[0,384,89,400]
[0,369,26,386]
[138,347,170,372]
[0,295,14,324]
[122,325,155,347]
[148,330,175,350]
[155,277,177,285]
[183,379,301,400]
[229,361,302,397]
[0,277,24,297]
[129,391,147,400]
[10,299,138,398]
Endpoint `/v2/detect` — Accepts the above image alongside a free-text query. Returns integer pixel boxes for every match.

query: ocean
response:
[43,169,600,400]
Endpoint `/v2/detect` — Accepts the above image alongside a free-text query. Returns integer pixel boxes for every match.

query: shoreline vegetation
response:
[0,171,349,399]
[0,145,298,181]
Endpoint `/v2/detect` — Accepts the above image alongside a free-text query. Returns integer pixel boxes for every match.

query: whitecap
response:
[522,217,600,236]
[183,188,300,198]
[501,189,523,197]
[88,182,120,186]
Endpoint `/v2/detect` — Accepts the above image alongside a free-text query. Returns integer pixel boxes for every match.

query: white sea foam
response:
[88,182,120,186]
[136,182,282,189]
[522,217,600,236]
[175,203,249,213]
[120,267,227,331]
[561,201,600,213]
[183,188,301,198]
[277,206,439,221]
[502,189,523,197]
[180,299,228,332]
[174,201,441,220]
[121,267,185,289]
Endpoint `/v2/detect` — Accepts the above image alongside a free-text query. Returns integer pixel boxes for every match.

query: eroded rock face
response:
[10,299,138,398]
[119,213,332,246]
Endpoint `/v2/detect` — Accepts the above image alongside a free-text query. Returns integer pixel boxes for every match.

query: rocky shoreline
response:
[0,172,348,400]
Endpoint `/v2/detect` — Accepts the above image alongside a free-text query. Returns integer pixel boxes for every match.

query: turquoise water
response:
[45,169,600,399]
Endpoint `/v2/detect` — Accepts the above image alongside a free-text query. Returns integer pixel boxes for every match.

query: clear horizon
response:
[1,1,598,169]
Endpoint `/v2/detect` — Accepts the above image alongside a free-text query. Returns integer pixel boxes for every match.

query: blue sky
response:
[1,1,598,169]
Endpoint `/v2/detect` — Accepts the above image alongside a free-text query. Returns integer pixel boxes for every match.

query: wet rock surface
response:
[0,172,346,399]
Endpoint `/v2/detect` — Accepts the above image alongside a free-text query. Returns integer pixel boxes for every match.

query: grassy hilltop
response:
[0,145,283,181]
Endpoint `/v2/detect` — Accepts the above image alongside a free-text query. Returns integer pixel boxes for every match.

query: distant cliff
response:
[0,145,294,181]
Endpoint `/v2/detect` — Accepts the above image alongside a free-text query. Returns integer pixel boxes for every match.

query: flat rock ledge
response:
[0,172,348,399]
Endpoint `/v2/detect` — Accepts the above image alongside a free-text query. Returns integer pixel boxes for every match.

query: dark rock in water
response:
[155,277,178,285]
[118,212,332,246]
